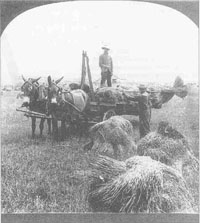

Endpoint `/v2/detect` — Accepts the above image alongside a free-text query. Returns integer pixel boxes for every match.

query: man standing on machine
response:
[99,45,113,87]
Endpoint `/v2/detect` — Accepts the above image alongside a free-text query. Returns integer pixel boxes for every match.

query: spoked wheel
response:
[103,109,116,121]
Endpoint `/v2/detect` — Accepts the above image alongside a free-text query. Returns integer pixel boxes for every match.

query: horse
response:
[20,75,51,138]
[47,75,90,140]
[46,75,66,140]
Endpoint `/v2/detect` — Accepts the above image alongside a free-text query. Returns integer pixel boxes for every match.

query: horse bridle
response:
[21,81,40,98]
[47,81,63,98]
[21,80,39,91]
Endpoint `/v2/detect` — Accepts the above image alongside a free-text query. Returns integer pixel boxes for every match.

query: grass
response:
[1,91,91,213]
[1,85,199,213]
[2,139,90,213]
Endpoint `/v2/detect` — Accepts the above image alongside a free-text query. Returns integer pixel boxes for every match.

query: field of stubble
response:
[1,85,199,213]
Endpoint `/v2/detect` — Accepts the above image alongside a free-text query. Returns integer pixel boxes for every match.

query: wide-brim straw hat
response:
[138,84,147,90]
[149,87,157,93]
[102,46,110,50]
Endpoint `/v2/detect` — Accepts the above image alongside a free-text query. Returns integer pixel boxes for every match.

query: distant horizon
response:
[1,74,198,87]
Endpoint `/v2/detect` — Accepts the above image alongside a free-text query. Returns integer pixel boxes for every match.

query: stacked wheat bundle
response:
[137,121,199,175]
[173,76,188,98]
[94,87,141,104]
[94,87,127,104]
[86,120,198,213]
[94,77,187,109]
[88,155,194,213]
[84,116,137,161]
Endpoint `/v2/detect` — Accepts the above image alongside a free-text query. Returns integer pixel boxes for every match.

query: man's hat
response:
[138,84,147,90]
[102,45,110,50]
[148,87,156,93]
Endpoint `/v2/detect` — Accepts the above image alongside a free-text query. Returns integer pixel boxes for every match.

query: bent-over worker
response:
[99,46,113,87]
[124,84,151,138]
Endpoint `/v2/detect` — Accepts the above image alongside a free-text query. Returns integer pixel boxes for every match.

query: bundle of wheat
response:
[173,76,184,88]
[84,116,136,161]
[157,121,185,140]
[94,87,126,104]
[137,122,199,174]
[88,155,194,213]
[173,76,188,98]
[94,76,187,106]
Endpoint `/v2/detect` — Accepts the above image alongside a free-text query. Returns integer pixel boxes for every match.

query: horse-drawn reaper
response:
[16,52,188,140]
[45,52,188,140]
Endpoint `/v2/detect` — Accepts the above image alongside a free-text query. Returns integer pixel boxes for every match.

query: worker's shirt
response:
[99,53,113,73]
[129,92,151,111]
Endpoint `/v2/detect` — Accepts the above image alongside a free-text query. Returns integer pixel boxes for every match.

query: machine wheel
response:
[103,109,116,121]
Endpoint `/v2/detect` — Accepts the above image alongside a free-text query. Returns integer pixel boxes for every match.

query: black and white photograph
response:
[1,0,199,222]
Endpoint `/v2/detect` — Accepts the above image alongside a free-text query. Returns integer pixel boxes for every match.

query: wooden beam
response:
[85,53,95,101]
[80,51,86,89]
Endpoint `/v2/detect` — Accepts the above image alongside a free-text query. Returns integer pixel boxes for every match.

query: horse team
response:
[20,75,90,140]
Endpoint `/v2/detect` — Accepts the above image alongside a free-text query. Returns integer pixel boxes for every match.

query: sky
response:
[1,1,198,86]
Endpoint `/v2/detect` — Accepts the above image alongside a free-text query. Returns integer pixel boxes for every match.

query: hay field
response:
[1,85,199,213]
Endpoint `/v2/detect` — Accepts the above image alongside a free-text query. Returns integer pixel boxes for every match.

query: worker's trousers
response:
[139,109,151,138]
[100,71,112,87]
